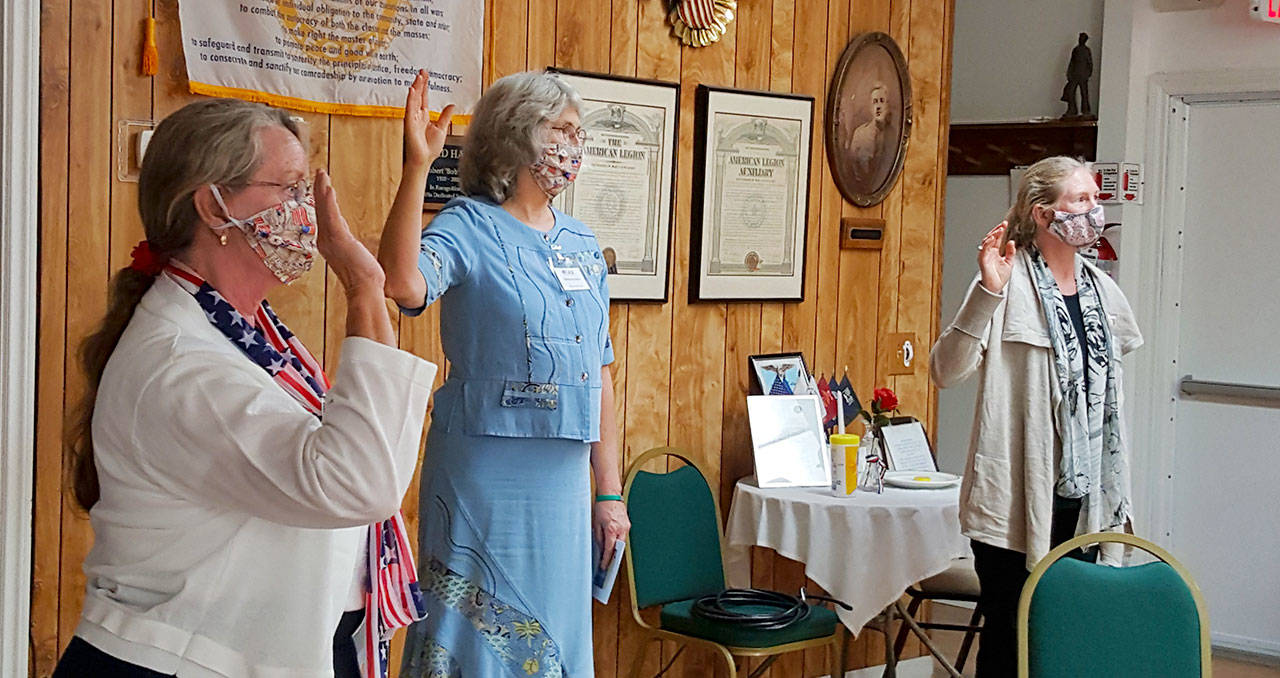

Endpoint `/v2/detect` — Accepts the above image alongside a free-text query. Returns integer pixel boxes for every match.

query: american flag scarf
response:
[164,262,426,678]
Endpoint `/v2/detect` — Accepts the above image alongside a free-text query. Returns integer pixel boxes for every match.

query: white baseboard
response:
[1214,632,1280,657]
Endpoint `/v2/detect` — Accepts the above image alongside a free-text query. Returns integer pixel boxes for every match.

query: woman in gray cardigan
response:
[931,156,1142,677]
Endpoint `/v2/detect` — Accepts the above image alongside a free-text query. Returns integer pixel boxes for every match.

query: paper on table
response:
[592,539,626,604]
[879,421,937,472]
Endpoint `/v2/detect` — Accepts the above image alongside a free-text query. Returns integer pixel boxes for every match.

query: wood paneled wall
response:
[31,0,953,676]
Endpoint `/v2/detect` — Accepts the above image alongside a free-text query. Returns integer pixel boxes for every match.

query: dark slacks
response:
[51,638,173,678]
[971,496,1096,677]
[51,609,367,678]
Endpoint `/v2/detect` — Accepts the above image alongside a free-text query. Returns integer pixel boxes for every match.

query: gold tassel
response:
[141,15,158,76]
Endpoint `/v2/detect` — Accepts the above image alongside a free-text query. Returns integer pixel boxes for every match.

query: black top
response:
[1063,293,1089,392]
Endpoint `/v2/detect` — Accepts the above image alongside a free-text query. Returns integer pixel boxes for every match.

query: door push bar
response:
[1179,375,1280,405]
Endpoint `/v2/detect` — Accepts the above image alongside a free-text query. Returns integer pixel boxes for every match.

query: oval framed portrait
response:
[825,32,913,207]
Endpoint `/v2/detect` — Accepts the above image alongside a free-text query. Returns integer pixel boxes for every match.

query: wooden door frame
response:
[0,0,40,674]
[1129,69,1280,555]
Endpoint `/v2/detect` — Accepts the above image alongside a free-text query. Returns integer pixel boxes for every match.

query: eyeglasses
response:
[548,123,587,144]
[236,178,313,203]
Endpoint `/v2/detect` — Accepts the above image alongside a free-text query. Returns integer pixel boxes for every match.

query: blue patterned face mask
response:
[1048,204,1104,248]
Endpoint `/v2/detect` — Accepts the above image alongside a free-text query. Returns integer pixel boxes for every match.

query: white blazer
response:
[74,275,437,677]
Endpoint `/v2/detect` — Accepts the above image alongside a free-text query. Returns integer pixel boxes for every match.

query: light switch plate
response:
[116,119,156,182]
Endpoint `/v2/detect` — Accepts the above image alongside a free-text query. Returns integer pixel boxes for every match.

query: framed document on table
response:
[690,85,814,302]
[746,395,831,488]
[548,68,679,302]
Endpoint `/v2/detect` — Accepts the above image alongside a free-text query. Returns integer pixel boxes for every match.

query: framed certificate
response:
[690,85,814,302]
[548,68,679,302]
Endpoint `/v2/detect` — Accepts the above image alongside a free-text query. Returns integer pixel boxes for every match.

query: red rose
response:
[873,387,898,412]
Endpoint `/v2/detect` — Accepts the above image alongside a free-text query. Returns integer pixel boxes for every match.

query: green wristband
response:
[595,494,623,503]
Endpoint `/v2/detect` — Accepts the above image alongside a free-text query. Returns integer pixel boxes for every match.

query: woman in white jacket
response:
[930,156,1142,677]
[53,95,447,678]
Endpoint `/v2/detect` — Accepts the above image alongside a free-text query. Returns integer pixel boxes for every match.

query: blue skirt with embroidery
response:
[400,424,593,678]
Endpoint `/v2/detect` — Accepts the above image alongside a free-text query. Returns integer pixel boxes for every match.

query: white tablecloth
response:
[724,477,969,633]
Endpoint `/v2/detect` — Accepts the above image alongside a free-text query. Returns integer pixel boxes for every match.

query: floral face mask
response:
[1046,204,1104,248]
[209,184,318,284]
[529,141,583,198]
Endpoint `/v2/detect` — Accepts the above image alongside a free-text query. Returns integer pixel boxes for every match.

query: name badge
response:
[501,380,559,410]
[551,265,590,291]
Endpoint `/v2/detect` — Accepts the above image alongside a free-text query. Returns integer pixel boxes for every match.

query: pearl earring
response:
[219,232,228,246]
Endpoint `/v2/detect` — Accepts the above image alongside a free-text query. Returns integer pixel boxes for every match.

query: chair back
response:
[1017,533,1211,678]
[623,447,726,611]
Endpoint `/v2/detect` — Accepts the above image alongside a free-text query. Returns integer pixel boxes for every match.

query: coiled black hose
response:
[691,587,853,631]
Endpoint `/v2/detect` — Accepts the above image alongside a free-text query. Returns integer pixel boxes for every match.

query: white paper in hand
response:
[592,539,626,604]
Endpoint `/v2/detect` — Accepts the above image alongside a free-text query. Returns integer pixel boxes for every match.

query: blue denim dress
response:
[400,197,612,677]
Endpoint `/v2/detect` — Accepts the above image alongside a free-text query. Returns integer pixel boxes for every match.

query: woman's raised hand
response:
[403,69,456,169]
[978,221,1016,294]
[314,169,384,295]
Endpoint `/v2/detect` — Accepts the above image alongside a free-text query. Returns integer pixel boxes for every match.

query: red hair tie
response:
[129,240,166,276]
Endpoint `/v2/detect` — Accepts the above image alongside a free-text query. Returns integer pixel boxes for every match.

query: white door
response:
[1168,95,1280,654]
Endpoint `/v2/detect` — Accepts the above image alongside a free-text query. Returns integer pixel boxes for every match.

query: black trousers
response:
[51,638,173,678]
[51,610,367,678]
[971,497,1096,678]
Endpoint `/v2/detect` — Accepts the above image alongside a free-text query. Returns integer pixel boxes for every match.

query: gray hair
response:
[138,97,306,257]
[460,71,584,203]
[1004,156,1089,248]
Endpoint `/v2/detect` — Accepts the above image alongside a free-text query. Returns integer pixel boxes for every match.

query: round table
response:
[724,476,969,634]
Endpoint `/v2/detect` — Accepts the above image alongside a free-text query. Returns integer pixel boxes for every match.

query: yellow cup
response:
[829,433,861,495]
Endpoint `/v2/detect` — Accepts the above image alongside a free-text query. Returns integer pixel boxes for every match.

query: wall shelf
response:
[947,119,1097,175]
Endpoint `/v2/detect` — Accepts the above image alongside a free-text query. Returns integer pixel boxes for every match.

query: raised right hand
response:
[978,221,1016,293]
[403,69,456,170]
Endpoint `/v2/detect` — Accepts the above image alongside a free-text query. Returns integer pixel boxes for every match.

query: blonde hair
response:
[1004,156,1089,248]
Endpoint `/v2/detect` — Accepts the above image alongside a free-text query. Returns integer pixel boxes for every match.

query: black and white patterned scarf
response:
[1028,249,1130,533]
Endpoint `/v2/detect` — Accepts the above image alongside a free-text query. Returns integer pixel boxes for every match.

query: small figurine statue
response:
[1061,32,1093,118]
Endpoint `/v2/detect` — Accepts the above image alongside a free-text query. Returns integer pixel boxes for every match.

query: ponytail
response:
[67,267,156,510]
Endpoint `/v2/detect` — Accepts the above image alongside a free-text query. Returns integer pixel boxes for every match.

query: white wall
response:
[1098,0,1280,535]
[950,0,1104,122]
[1096,0,1280,656]
[935,176,1007,473]
[1098,0,1280,244]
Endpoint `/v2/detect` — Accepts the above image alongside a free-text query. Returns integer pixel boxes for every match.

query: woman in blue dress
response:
[380,70,630,677]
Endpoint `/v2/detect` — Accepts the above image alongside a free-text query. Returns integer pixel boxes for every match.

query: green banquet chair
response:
[1017,532,1212,678]
[622,446,845,678]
